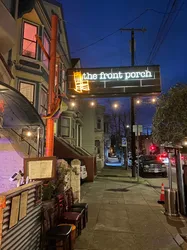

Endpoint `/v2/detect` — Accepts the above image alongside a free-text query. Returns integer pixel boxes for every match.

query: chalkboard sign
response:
[24,157,56,180]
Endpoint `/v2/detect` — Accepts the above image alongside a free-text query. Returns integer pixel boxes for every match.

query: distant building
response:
[80,100,105,172]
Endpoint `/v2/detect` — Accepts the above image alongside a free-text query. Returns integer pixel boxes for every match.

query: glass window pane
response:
[61,118,70,126]
[43,34,50,68]
[40,88,48,115]
[62,127,69,137]
[23,22,37,41]
[20,82,34,104]
[22,39,37,58]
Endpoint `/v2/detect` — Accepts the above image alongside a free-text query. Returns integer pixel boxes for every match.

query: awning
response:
[0,81,44,128]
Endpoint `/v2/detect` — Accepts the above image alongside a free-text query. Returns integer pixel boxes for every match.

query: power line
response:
[146,0,173,64]
[64,7,184,56]
[146,0,184,64]
[148,0,178,63]
[150,2,184,63]
[70,9,154,54]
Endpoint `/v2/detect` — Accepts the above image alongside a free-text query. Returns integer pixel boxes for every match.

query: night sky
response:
[61,0,187,126]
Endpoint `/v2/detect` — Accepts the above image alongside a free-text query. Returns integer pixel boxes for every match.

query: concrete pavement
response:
[75,168,187,250]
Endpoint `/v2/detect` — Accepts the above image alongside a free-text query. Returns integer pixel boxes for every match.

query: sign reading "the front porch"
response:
[82,69,154,81]
[67,65,161,97]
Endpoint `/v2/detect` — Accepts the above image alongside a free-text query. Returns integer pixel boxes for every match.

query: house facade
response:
[80,100,105,172]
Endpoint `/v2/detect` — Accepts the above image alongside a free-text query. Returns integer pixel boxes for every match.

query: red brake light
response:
[150,145,156,151]
[162,153,167,157]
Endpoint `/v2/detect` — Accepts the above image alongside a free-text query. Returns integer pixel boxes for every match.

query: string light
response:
[151,97,157,103]
[136,99,141,104]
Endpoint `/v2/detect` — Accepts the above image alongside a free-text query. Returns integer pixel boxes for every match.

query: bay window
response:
[42,33,50,69]
[59,62,66,92]
[61,117,70,137]
[40,88,48,116]
[19,82,35,105]
[22,22,38,59]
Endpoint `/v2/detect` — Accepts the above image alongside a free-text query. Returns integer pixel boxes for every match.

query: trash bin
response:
[164,189,179,216]
[57,224,76,249]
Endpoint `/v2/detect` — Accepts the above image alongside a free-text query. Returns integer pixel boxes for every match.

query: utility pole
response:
[46,15,58,156]
[120,28,146,177]
[36,14,58,157]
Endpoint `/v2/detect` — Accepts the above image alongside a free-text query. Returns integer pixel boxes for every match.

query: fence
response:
[0,181,42,250]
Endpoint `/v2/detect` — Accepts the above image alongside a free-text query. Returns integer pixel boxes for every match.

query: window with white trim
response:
[19,82,35,104]
[22,21,38,59]
[61,117,70,137]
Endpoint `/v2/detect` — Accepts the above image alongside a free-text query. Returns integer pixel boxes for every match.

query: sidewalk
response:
[75,168,187,250]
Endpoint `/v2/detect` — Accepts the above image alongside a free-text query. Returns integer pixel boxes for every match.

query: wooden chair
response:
[67,188,88,227]
[57,195,82,237]
[42,207,72,250]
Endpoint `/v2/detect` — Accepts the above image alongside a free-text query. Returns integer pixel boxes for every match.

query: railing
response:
[11,128,42,156]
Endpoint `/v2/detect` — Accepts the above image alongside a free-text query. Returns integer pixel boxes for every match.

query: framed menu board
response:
[24,157,56,180]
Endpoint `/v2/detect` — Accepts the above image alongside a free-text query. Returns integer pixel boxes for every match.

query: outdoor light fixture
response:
[126,125,130,128]
[26,131,32,137]
[113,103,119,109]
[136,99,141,104]
[71,102,76,107]
[90,101,95,107]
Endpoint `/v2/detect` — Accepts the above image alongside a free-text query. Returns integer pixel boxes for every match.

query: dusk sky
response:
[61,0,187,126]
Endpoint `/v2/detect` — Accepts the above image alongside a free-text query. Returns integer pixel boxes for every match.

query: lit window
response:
[42,33,50,69]
[19,82,35,104]
[22,22,38,58]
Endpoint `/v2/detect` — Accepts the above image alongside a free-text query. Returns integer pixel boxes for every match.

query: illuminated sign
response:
[74,72,90,93]
[82,70,153,81]
[67,65,160,97]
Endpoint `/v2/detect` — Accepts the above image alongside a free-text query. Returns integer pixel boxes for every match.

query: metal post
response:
[131,30,136,177]
[45,14,58,157]
[120,28,146,178]
[175,149,186,215]
[137,125,140,182]
[168,153,173,190]
[36,127,40,157]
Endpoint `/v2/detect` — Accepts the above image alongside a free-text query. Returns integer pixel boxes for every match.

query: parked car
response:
[139,155,167,177]
[80,160,87,184]
[107,155,120,163]
[62,158,87,184]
